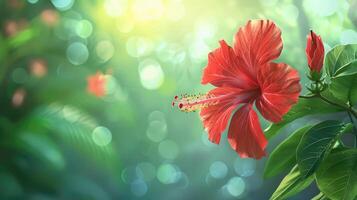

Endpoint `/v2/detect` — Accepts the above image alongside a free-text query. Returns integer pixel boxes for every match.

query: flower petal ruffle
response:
[233,19,283,77]
[255,62,301,123]
[201,40,257,89]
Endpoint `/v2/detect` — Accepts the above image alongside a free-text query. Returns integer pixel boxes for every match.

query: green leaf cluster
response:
[265,44,357,200]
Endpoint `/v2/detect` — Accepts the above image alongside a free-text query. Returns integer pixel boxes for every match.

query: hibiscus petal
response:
[233,19,283,76]
[256,62,301,123]
[201,40,257,89]
[200,87,256,144]
[228,104,267,159]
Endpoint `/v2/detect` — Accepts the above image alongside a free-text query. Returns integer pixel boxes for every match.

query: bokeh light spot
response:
[157,164,180,184]
[130,179,148,197]
[76,20,93,38]
[92,126,112,146]
[146,120,167,142]
[138,59,164,90]
[234,158,256,177]
[209,161,228,179]
[121,167,137,184]
[27,0,39,4]
[148,110,165,123]
[51,0,74,11]
[158,140,179,160]
[196,21,217,40]
[96,40,115,62]
[226,177,245,197]
[103,75,117,95]
[66,42,89,65]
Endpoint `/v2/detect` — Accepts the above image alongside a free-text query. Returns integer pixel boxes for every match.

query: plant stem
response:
[300,93,357,146]
[299,94,357,118]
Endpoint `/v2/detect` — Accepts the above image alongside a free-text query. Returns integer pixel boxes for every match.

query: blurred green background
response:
[0,0,356,199]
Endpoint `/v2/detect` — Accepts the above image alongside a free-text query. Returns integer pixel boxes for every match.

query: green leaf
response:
[311,193,329,200]
[264,125,312,178]
[265,98,344,140]
[296,120,348,178]
[17,132,65,170]
[316,149,357,200]
[325,44,357,77]
[270,165,314,200]
[325,44,357,106]
[22,104,118,170]
[7,28,36,48]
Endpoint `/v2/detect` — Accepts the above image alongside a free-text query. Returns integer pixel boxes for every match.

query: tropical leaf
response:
[325,44,357,77]
[296,120,348,178]
[311,192,330,200]
[316,149,357,200]
[270,165,314,200]
[16,132,65,171]
[325,44,357,106]
[264,125,312,178]
[265,98,344,140]
[22,103,117,169]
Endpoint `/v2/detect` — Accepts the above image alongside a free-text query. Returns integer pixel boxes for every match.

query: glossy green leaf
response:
[264,125,312,178]
[265,98,344,140]
[325,44,357,77]
[270,165,314,200]
[296,120,348,178]
[325,44,357,106]
[316,149,357,200]
[311,193,329,200]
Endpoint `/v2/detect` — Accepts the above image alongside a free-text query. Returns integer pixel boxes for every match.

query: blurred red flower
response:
[12,88,26,108]
[29,59,47,78]
[306,30,324,73]
[41,9,59,27]
[174,20,301,159]
[4,19,27,37]
[87,72,106,97]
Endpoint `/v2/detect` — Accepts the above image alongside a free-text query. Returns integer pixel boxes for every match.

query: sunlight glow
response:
[104,0,128,17]
[132,0,164,21]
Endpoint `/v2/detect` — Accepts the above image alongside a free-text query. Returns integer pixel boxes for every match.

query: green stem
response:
[299,94,357,118]
[300,93,357,147]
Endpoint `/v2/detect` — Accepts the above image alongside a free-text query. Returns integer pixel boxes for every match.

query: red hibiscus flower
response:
[173,20,301,159]
[306,30,324,73]
[87,72,106,97]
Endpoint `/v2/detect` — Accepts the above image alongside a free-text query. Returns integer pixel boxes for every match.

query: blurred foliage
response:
[0,0,356,199]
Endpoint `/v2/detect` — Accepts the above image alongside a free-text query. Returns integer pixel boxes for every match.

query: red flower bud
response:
[306,30,325,73]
